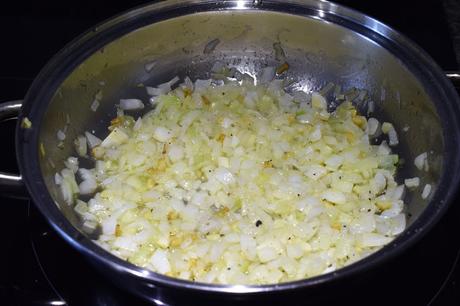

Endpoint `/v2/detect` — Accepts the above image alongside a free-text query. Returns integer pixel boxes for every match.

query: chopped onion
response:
[133,117,143,131]
[90,99,100,112]
[404,177,420,189]
[153,126,173,142]
[151,250,171,274]
[378,141,391,155]
[414,152,429,171]
[381,122,393,134]
[214,168,235,185]
[101,128,129,148]
[146,76,180,97]
[366,118,380,136]
[64,157,79,173]
[85,132,102,148]
[321,190,346,204]
[74,135,87,157]
[57,129,66,141]
[392,185,406,200]
[167,145,184,162]
[367,100,375,115]
[359,233,392,247]
[54,173,62,185]
[59,168,79,205]
[79,178,97,195]
[421,184,432,199]
[21,117,32,129]
[182,76,194,90]
[382,122,398,146]
[119,99,144,111]
[388,129,399,146]
[311,92,327,110]
[58,77,409,285]
[146,86,166,97]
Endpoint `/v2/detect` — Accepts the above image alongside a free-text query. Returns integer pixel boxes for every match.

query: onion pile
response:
[56,75,410,285]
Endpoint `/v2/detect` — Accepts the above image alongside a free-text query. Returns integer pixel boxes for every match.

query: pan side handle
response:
[0,101,28,199]
[446,72,460,91]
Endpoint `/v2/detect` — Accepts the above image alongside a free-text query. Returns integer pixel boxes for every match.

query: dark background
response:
[0,1,459,305]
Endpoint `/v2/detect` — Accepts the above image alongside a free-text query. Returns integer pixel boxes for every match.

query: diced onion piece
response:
[311,92,327,110]
[74,135,87,157]
[389,214,406,235]
[309,125,322,142]
[59,168,79,205]
[64,157,79,173]
[218,157,230,168]
[388,129,399,146]
[54,173,62,185]
[79,179,97,195]
[167,145,184,162]
[78,168,95,181]
[101,128,129,148]
[151,250,171,274]
[257,246,278,263]
[57,129,66,141]
[119,99,145,111]
[366,118,380,136]
[85,132,102,148]
[414,152,429,171]
[182,76,194,90]
[321,190,346,204]
[325,155,343,170]
[133,118,143,131]
[21,117,32,129]
[421,184,432,199]
[74,200,88,216]
[214,168,235,185]
[404,177,420,189]
[367,100,375,115]
[240,235,257,260]
[378,141,391,155]
[382,122,399,146]
[392,185,406,200]
[304,165,327,180]
[146,76,180,97]
[146,86,166,97]
[381,122,393,134]
[371,172,386,194]
[221,118,233,129]
[153,127,173,142]
[90,99,100,112]
[359,233,392,247]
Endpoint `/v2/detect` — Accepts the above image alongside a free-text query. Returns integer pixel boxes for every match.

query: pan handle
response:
[446,72,460,90]
[0,100,28,199]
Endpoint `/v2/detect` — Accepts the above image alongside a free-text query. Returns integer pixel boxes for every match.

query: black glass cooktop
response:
[1,1,459,305]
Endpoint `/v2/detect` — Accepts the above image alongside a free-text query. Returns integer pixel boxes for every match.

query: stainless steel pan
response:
[2,1,460,304]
